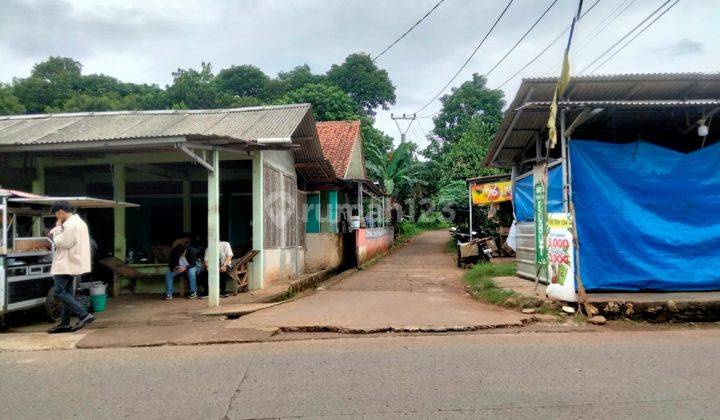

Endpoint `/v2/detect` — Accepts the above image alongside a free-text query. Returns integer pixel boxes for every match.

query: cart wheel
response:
[45,288,62,322]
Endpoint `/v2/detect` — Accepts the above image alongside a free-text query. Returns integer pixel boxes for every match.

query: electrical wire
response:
[588,0,681,73]
[575,0,636,55]
[578,0,674,74]
[372,0,447,62]
[494,0,601,90]
[414,0,514,114]
[543,0,635,75]
[483,0,559,79]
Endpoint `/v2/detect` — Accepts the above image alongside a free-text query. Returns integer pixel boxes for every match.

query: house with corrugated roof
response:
[0,104,341,305]
[303,120,392,271]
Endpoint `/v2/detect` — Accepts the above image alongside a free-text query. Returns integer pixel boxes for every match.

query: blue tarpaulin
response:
[513,164,564,221]
[571,140,720,291]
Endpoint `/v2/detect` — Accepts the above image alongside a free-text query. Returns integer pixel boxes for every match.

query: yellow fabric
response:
[547,50,572,149]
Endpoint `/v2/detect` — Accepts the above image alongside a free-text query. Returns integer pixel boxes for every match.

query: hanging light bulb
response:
[698,118,709,137]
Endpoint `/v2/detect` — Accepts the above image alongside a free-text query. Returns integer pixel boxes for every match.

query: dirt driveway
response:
[230,230,530,332]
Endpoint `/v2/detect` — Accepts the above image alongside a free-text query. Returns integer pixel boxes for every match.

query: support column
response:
[560,109,569,213]
[112,164,126,261]
[31,159,45,236]
[250,150,264,290]
[182,180,192,232]
[207,150,221,307]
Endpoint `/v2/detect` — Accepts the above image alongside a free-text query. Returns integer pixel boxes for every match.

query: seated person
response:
[198,241,233,299]
[164,243,199,300]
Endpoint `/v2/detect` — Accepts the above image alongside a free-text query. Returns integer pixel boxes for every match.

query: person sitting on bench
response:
[164,243,199,300]
[198,241,233,299]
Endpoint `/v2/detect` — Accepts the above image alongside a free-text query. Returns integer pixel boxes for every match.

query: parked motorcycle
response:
[450,227,493,268]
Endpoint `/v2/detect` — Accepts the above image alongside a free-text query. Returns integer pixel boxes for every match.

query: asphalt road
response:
[2,328,719,419]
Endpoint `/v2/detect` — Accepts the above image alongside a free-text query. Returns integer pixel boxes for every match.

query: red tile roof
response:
[315,120,362,179]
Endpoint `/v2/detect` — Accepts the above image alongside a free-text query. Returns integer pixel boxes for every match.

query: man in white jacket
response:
[47,201,95,334]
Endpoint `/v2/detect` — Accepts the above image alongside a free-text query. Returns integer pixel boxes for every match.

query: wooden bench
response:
[98,257,180,297]
[227,250,260,295]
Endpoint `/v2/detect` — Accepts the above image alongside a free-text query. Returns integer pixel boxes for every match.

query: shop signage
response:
[545,212,577,302]
[470,181,512,205]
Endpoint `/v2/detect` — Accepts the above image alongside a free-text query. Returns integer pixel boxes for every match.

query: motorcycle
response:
[450,227,494,268]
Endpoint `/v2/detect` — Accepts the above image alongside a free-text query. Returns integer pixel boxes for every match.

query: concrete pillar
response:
[31,159,45,236]
[113,163,126,261]
[250,150,264,290]
[182,180,192,232]
[207,150,220,307]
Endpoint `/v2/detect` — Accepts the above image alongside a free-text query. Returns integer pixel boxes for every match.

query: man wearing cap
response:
[47,201,95,333]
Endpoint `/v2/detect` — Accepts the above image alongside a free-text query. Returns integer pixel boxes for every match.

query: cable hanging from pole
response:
[578,0,674,74]
[372,0,447,62]
[414,0,514,114]
[588,0,681,74]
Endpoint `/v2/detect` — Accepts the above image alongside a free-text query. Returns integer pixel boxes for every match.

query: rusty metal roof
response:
[486,72,720,167]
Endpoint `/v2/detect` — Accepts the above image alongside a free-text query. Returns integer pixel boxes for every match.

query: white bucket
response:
[89,281,107,296]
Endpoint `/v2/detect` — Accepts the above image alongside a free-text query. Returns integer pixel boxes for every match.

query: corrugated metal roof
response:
[486,72,720,166]
[518,99,720,109]
[0,104,312,147]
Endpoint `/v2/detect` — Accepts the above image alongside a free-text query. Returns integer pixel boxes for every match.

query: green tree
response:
[276,64,324,94]
[47,93,124,113]
[436,118,503,184]
[12,56,83,112]
[279,83,360,121]
[429,73,504,154]
[0,83,25,115]
[365,141,423,198]
[326,53,396,115]
[214,65,270,99]
[166,62,218,109]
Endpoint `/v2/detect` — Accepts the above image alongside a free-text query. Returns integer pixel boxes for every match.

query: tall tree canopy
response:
[214,65,270,99]
[326,53,396,116]
[166,62,217,109]
[280,83,360,121]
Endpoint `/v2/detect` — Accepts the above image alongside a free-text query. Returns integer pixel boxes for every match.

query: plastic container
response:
[89,282,106,296]
[90,294,106,312]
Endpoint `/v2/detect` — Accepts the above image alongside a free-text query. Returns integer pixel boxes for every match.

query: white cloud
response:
[1,0,718,147]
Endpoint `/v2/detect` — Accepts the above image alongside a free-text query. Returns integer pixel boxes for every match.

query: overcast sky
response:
[1,0,718,148]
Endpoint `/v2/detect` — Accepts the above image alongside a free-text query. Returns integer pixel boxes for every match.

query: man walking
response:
[47,201,95,334]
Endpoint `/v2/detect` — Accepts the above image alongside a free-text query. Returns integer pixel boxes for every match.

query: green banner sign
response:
[533,166,548,268]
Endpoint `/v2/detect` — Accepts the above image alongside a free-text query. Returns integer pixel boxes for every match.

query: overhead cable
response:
[372,0,447,62]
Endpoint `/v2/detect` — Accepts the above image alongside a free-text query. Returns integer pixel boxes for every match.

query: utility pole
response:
[390,113,417,142]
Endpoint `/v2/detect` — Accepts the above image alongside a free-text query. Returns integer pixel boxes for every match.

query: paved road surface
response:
[1,328,719,419]
[231,230,529,332]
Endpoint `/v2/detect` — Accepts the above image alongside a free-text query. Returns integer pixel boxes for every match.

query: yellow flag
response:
[547,50,571,149]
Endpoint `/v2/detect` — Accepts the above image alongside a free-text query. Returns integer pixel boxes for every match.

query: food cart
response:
[0,189,137,322]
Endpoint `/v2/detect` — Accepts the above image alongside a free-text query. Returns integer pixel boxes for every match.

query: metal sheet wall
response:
[515,222,548,284]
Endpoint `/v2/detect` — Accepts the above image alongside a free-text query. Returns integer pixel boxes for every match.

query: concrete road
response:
[231,230,530,332]
[2,328,719,419]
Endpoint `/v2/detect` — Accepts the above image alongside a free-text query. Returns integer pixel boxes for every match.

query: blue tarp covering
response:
[571,140,720,291]
[513,164,564,221]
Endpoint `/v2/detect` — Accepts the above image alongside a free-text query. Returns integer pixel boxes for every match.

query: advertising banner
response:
[533,165,547,268]
[470,181,512,205]
[545,212,577,302]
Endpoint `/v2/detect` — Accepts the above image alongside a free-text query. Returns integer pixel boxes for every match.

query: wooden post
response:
[31,159,45,236]
[207,150,220,307]
[182,180,192,232]
[113,163,126,261]
[250,150,264,290]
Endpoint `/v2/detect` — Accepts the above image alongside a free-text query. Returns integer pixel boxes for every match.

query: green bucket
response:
[90,294,107,312]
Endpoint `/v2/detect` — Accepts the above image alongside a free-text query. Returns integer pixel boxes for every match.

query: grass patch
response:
[396,219,450,243]
[463,262,556,313]
[446,238,457,254]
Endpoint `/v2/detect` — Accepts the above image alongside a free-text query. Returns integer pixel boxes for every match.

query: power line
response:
[575,0,636,55]
[372,0,447,62]
[414,0,514,114]
[578,0,674,74]
[588,0,680,73]
[544,0,635,74]
[483,0,559,79]
[494,0,601,90]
